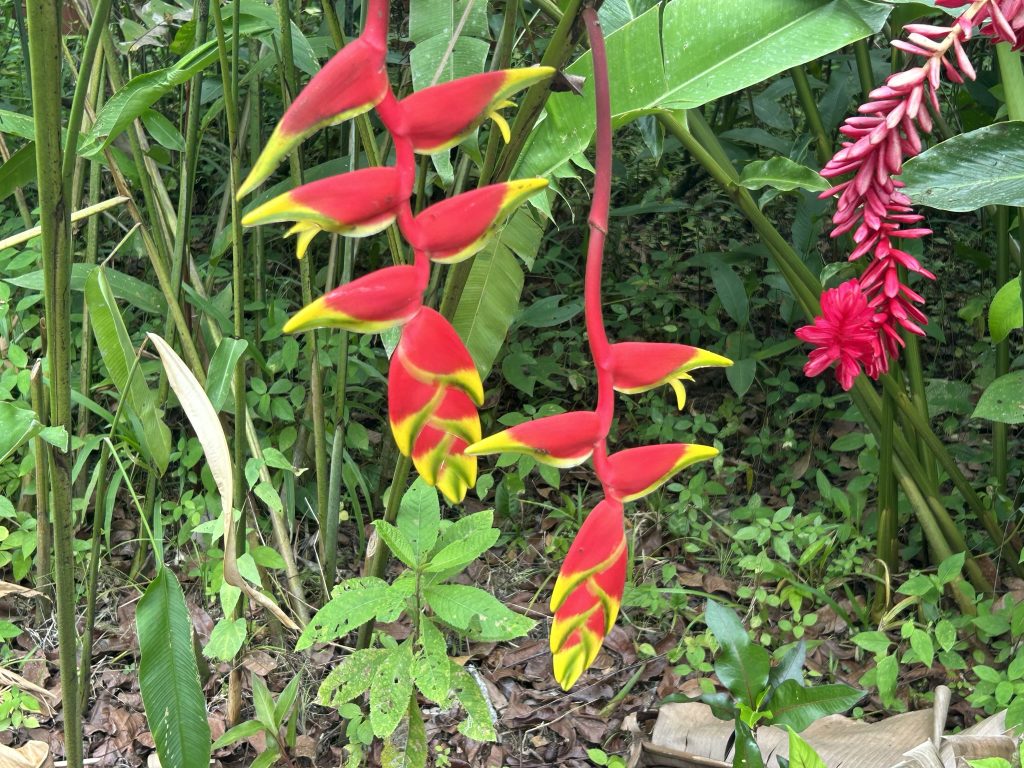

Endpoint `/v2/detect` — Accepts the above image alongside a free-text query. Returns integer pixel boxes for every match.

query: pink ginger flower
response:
[796,280,884,391]
[802,0,1024,390]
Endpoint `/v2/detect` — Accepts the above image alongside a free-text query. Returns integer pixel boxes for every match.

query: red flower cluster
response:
[240,0,553,502]
[800,0,1024,389]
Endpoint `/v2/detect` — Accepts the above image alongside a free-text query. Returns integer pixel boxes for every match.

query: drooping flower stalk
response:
[801,0,1024,389]
[467,8,729,690]
[241,0,553,503]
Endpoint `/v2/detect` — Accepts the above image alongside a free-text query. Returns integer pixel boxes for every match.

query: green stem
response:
[277,0,330,560]
[994,206,1010,506]
[30,362,52,613]
[27,0,81,761]
[440,0,584,319]
[877,386,897,571]
[789,65,830,166]
[60,0,112,191]
[853,39,875,99]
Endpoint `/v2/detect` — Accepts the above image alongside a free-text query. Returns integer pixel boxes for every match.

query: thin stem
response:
[61,0,112,191]
[877,386,897,571]
[994,205,1010,503]
[276,0,330,565]
[26,0,82,761]
[30,362,52,613]
[853,39,875,99]
[789,65,831,166]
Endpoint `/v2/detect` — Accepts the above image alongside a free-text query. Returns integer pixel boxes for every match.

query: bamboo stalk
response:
[30,362,53,615]
[26,0,82,762]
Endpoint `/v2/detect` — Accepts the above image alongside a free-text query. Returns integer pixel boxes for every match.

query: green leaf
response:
[80,14,271,157]
[452,210,538,378]
[0,402,44,464]
[989,277,1022,343]
[874,654,898,704]
[516,0,889,181]
[137,569,212,768]
[787,728,827,768]
[451,663,497,742]
[4,263,165,316]
[0,142,36,204]
[435,510,495,552]
[382,700,428,768]
[967,760,1013,768]
[902,122,1024,211]
[370,643,415,738]
[251,675,276,729]
[203,618,247,662]
[909,629,934,668]
[211,719,264,750]
[396,478,440,562]
[374,521,419,569]
[424,584,535,641]
[739,157,828,193]
[768,640,806,688]
[205,338,248,413]
[141,109,186,151]
[274,676,301,728]
[425,527,500,573]
[974,371,1024,424]
[733,721,764,768]
[936,551,965,585]
[297,578,393,650]
[707,263,749,326]
[769,680,862,732]
[704,599,750,651]
[85,268,171,474]
[413,618,451,705]
[716,641,770,709]
[319,649,387,708]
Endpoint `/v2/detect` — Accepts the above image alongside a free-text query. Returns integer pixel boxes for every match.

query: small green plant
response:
[303,479,534,765]
[587,747,628,767]
[212,675,301,768]
[667,599,862,768]
[851,553,969,711]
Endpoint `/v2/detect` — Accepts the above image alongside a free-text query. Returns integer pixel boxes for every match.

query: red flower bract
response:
[795,280,883,391]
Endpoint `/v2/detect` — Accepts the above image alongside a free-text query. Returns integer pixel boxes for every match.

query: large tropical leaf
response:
[451,208,542,378]
[902,121,1024,211]
[514,0,891,181]
[85,268,171,474]
[137,568,212,768]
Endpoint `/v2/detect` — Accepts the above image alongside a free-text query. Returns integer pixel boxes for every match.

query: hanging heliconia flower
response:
[240,0,552,504]
[467,11,729,690]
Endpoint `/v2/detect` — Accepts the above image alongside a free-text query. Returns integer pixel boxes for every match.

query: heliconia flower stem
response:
[582,7,615,486]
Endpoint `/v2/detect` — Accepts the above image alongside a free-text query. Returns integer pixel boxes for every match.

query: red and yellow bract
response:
[549,498,627,690]
[242,168,402,258]
[610,341,731,409]
[398,68,555,154]
[412,179,548,264]
[466,411,602,468]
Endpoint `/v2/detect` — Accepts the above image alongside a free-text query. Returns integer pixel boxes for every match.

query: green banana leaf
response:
[514,0,891,181]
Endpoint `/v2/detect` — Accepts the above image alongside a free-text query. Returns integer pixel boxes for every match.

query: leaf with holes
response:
[370,643,415,738]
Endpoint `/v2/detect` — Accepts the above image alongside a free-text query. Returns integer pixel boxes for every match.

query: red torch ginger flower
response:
[795,280,884,391]
[398,68,555,154]
[550,498,627,690]
[242,168,402,259]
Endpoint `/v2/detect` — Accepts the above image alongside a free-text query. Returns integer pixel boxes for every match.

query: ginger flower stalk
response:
[801,0,1024,389]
